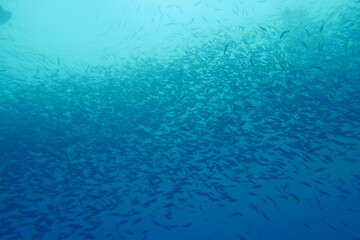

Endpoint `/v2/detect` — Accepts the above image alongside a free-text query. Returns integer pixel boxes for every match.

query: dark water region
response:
[0,6,11,24]
[0,0,359,240]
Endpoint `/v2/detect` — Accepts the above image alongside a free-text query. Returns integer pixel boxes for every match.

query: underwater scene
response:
[0,0,359,239]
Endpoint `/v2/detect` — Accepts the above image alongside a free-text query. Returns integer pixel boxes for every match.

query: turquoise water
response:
[0,0,360,239]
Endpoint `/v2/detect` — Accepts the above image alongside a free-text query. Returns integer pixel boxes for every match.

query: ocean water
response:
[0,0,359,240]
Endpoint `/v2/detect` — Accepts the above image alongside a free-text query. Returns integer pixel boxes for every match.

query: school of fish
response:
[0,1,359,240]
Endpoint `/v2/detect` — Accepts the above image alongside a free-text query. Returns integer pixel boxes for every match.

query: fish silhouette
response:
[0,6,12,25]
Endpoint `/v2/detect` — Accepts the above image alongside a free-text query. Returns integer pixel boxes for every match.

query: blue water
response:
[1,0,359,240]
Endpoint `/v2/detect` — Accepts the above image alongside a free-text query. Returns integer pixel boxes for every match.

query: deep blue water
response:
[0,1,360,240]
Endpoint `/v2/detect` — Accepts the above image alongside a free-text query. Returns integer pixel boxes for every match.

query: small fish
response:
[300,42,308,49]
[323,222,338,231]
[182,223,192,228]
[287,192,300,202]
[179,94,188,102]
[236,234,247,240]
[133,218,142,225]
[249,55,254,66]
[261,210,270,221]
[318,40,324,52]
[223,43,229,55]
[312,66,325,72]
[126,231,135,235]
[319,22,325,33]
[299,182,312,187]
[334,185,351,195]
[316,187,331,196]
[117,220,129,224]
[279,63,285,71]
[188,17,195,24]
[259,25,267,32]
[280,30,290,39]
[301,223,313,230]
[153,221,161,226]
[314,167,327,172]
